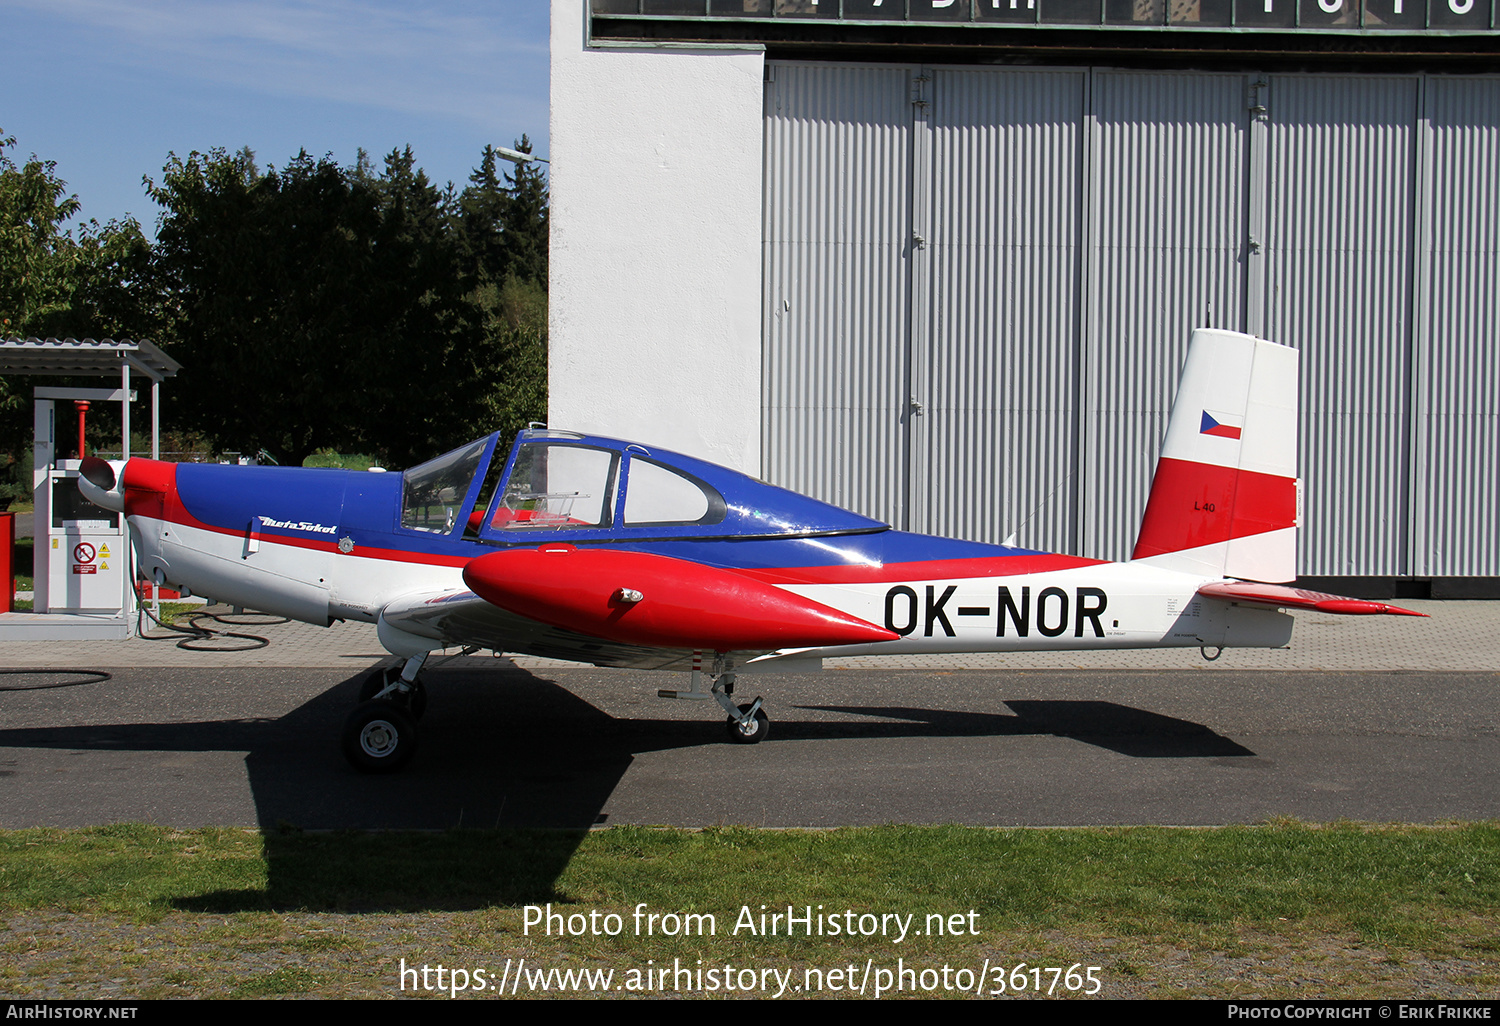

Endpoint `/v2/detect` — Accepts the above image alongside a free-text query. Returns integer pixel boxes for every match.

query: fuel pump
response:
[33,389,133,619]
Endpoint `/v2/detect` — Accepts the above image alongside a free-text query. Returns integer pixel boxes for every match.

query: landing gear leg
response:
[356,652,429,720]
[657,652,770,744]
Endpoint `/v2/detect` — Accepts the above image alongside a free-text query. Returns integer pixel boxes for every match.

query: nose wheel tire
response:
[343,699,418,773]
[725,704,769,744]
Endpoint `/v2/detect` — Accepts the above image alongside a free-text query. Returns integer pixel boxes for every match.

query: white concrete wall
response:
[548,1,765,473]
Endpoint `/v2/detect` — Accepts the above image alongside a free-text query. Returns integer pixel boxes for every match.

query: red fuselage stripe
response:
[732,553,1106,585]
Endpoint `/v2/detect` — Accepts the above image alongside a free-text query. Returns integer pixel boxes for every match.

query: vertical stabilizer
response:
[1130,329,1299,582]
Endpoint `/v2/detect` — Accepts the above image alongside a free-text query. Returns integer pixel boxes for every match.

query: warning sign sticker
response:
[72,541,98,575]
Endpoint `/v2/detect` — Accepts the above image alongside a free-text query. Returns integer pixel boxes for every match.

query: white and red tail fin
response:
[1131,328,1299,582]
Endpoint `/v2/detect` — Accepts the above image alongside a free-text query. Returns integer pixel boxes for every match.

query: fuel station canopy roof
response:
[0,337,180,382]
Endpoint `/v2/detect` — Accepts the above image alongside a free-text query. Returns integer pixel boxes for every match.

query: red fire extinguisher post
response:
[0,511,13,614]
[75,400,90,460]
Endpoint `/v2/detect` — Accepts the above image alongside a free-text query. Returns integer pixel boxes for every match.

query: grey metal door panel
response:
[1262,75,1419,576]
[917,68,1086,551]
[1081,70,1252,562]
[762,61,1498,578]
[762,62,914,526]
[1413,77,1500,577]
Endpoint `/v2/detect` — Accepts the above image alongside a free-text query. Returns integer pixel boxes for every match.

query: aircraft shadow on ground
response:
[794,701,1255,759]
[0,665,1252,910]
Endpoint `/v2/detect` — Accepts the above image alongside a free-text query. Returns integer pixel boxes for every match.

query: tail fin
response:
[1130,328,1299,582]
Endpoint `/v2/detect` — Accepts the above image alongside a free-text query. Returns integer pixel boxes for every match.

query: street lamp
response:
[496,146,549,166]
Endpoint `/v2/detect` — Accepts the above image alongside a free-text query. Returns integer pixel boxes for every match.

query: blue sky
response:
[1,0,551,235]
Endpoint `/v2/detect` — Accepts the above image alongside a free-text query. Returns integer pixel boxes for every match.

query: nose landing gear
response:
[343,700,417,773]
[343,652,429,773]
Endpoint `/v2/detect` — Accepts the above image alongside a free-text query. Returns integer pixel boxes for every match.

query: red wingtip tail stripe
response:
[1197,582,1428,617]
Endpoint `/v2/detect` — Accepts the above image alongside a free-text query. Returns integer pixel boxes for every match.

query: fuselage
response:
[116,444,1294,661]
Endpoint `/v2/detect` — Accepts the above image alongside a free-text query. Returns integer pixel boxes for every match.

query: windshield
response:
[401,437,490,534]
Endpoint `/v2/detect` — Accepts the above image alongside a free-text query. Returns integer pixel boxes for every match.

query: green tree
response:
[456,137,548,292]
[0,129,150,341]
[499,135,549,289]
[454,138,549,443]
[0,129,80,336]
[457,144,509,289]
[149,147,485,467]
[475,282,547,442]
[0,130,154,498]
[359,146,484,466]
[150,149,352,465]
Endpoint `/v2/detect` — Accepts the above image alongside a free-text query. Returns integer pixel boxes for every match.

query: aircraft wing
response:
[378,544,899,670]
[1196,581,1427,617]
[377,587,712,670]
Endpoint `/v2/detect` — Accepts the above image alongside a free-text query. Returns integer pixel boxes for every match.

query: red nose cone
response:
[464,546,899,652]
[120,458,179,520]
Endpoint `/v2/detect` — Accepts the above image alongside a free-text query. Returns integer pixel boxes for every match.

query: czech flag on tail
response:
[1200,410,1242,440]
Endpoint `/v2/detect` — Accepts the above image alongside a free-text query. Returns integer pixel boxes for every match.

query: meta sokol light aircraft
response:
[78,328,1424,772]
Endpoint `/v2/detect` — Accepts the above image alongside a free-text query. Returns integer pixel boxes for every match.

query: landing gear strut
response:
[343,652,429,773]
[356,663,428,720]
[657,653,770,744]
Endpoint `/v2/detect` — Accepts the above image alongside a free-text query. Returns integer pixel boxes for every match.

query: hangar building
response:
[548,0,1499,595]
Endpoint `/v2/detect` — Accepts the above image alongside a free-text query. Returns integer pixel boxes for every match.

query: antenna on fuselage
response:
[1000,471,1074,551]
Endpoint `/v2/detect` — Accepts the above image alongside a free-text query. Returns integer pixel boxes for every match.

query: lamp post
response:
[495,147,550,166]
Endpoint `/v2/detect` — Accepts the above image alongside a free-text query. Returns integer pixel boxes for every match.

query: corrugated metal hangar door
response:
[762,62,1500,579]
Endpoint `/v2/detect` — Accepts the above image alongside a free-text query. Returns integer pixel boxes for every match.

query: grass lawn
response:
[0,822,1494,999]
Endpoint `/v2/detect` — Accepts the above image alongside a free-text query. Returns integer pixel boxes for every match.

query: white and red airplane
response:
[78,328,1423,772]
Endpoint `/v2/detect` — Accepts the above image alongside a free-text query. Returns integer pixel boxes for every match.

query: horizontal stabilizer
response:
[1197,581,1427,617]
[463,545,899,652]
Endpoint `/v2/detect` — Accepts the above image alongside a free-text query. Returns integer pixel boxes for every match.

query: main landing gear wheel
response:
[357,666,427,720]
[343,699,418,773]
[725,703,769,745]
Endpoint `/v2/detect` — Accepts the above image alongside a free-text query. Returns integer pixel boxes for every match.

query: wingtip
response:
[1311,598,1430,617]
[1388,605,1429,617]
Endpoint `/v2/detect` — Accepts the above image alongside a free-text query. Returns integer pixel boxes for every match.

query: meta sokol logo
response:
[258,516,338,535]
[884,585,1109,639]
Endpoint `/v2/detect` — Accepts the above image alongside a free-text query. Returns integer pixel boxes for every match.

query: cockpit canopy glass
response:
[485,442,726,533]
[622,456,719,525]
[492,443,619,530]
[400,437,489,534]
